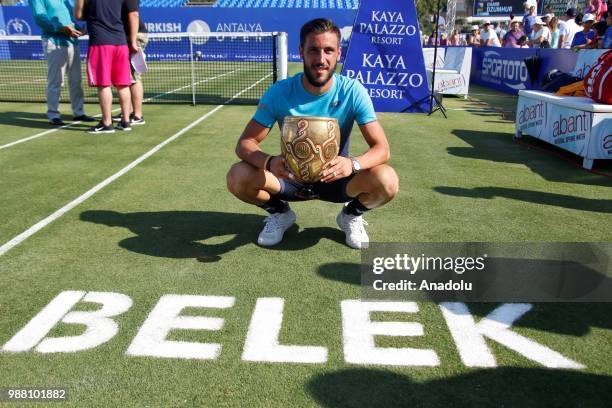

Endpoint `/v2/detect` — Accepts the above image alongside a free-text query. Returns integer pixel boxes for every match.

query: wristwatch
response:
[350,157,361,174]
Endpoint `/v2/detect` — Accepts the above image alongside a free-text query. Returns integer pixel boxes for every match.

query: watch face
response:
[352,158,361,172]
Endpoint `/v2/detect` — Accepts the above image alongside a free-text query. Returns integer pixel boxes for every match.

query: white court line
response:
[0,69,241,151]
[0,72,272,257]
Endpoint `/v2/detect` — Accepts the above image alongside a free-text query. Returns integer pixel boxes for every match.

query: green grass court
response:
[1,62,612,407]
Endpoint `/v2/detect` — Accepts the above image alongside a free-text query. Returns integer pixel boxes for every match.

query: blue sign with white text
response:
[0,6,356,62]
[341,0,430,113]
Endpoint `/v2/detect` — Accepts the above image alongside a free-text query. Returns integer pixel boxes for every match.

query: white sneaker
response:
[336,209,369,249]
[257,209,296,246]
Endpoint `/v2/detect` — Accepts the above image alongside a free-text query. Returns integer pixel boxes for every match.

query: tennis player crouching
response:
[226,18,399,249]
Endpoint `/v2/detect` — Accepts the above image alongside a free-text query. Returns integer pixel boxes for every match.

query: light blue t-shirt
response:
[29,0,78,45]
[253,73,377,157]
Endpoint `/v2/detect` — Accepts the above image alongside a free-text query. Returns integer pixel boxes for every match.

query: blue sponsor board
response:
[471,47,578,95]
[0,6,356,62]
[341,0,429,113]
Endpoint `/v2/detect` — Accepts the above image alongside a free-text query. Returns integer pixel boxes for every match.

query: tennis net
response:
[0,31,288,105]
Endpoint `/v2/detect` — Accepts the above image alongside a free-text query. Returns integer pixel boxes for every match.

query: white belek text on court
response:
[1,291,584,369]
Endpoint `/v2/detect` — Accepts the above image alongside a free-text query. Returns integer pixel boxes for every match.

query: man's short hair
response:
[300,18,341,47]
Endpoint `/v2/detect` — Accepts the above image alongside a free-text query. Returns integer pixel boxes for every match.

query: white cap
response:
[471,24,479,30]
[483,20,492,25]
[582,13,596,22]
[533,17,544,25]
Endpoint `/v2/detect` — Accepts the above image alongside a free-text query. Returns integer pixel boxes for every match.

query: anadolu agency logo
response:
[7,18,32,36]
[482,50,529,90]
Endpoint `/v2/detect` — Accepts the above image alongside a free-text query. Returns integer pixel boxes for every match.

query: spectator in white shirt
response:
[529,17,552,47]
[480,20,502,46]
[558,7,581,48]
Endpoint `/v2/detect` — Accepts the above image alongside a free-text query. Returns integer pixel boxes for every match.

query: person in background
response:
[503,18,525,47]
[558,8,581,48]
[549,16,560,47]
[449,29,461,46]
[523,4,538,36]
[571,13,596,49]
[603,12,612,48]
[74,0,138,133]
[29,0,95,126]
[592,0,602,20]
[480,20,502,46]
[467,25,480,46]
[427,33,437,46]
[440,32,448,46]
[584,0,595,16]
[593,20,607,46]
[545,3,555,18]
[592,18,608,47]
[496,22,508,39]
[117,0,147,126]
[601,1,609,21]
[529,17,552,47]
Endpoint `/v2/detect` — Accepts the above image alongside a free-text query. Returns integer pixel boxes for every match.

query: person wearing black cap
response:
[558,8,581,48]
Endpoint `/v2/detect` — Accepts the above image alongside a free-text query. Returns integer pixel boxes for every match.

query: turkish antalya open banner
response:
[341,0,430,113]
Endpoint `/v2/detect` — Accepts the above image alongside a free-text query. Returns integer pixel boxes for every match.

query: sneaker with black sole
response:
[130,115,145,125]
[116,121,132,131]
[73,114,96,122]
[87,122,115,134]
[49,118,66,126]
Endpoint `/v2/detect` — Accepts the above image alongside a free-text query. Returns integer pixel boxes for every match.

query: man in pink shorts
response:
[74,0,138,133]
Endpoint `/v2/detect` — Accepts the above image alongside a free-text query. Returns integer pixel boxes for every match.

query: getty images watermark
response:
[361,243,612,302]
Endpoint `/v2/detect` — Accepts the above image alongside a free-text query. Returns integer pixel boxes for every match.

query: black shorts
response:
[277,174,356,203]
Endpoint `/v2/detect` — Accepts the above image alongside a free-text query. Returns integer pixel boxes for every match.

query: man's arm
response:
[320,120,390,183]
[235,120,293,179]
[355,120,391,168]
[30,0,60,32]
[30,0,81,37]
[127,11,139,53]
[74,0,84,20]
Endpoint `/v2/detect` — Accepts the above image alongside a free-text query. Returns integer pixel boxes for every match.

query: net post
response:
[277,32,288,80]
[189,34,196,106]
[272,34,278,83]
